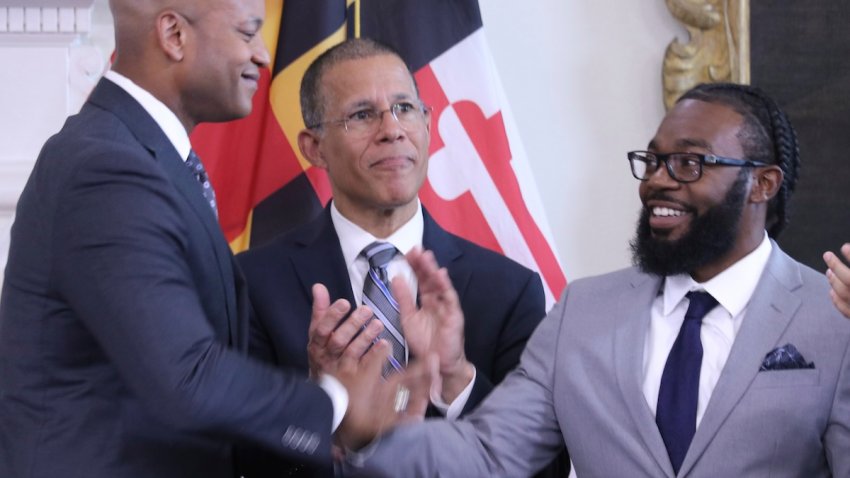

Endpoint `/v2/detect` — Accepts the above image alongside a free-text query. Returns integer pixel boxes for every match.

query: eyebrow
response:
[239,17,263,31]
[648,138,714,152]
[344,93,417,111]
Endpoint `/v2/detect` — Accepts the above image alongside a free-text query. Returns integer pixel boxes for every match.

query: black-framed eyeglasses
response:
[627,150,770,184]
[307,101,431,137]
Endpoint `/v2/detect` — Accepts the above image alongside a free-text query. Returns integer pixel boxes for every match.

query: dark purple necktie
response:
[656,290,718,474]
[185,150,218,217]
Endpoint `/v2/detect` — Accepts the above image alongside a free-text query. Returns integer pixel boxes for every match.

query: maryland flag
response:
[191,0,567,306]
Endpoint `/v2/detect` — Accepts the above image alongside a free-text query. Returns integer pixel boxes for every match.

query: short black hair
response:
[300,38,419,129]
[678,83,800,238]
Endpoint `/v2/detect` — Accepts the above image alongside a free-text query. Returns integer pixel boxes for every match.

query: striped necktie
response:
[361,241,406,375]
[185,149,218,217]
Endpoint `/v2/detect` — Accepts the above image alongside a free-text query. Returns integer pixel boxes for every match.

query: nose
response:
[375,108,405,141]
[252,36,271,69]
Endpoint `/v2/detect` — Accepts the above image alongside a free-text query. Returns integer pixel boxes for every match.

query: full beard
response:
[630,173,749,277]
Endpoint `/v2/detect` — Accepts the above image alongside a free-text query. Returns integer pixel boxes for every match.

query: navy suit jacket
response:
[236,206,548,476]
[0,78,334,478]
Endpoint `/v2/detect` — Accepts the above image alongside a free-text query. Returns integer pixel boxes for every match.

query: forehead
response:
[202,0,264,23]
[651,99,745,154]
[320,54,417,109]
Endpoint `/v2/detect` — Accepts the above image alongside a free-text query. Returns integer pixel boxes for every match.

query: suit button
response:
[303,434,320,454]
[282,425,302,448]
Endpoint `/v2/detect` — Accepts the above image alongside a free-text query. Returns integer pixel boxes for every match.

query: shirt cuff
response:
[430,366,476,420]
[318,374,348,432]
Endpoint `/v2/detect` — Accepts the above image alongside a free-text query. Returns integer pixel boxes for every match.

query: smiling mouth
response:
[652,207,686,217]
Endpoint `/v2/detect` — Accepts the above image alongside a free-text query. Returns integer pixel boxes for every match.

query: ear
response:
[749,165,783,204]
[157,11,188,62]
[297,129,327,169]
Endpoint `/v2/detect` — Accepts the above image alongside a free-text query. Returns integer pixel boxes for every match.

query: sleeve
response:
[825,334,850,475]
[51,148,334,464]
[462,270,546,415]
[345,286,569,477]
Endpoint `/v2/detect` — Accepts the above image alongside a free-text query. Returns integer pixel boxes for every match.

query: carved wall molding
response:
[662,0,749,110]
[0,3,94,43]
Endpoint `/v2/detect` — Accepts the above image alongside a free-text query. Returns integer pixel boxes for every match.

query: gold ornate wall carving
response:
[662,0,749,109]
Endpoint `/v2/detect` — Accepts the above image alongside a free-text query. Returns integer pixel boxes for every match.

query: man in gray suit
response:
[336,83,850,477]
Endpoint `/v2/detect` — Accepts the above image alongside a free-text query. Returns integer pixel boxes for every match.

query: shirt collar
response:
[663,232,773,316]
[104,70,192,161]
[330,200,424,266]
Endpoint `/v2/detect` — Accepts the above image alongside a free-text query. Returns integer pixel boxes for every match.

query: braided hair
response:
[677,83,800,238]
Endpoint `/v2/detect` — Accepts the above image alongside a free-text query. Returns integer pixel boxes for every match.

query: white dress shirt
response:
[330,200,422,304]
[642,232,772,428]
[104,70,191,161]
[330,200,475,419]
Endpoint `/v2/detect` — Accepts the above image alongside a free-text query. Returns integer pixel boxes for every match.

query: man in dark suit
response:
[0,1,402,477]
[236,38,556,476]
[340,83,850,477]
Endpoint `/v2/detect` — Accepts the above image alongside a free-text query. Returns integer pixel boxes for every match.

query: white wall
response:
[0,0,685,283]
[481,1,684,280]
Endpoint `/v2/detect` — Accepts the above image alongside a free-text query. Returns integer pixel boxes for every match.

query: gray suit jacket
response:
[347,242,850,477]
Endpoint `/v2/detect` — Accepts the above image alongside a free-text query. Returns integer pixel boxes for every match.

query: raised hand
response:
[824,243,850,319]
[307,283,382,379]
[393,247,473,403]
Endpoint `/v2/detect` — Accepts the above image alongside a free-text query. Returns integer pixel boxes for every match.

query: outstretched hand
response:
[335,342,436,451]
[824,243,850,319]
[392,247,473,403]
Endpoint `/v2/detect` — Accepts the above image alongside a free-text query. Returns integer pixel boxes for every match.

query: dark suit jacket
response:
[0,78,334,478]
[236,206,549,476]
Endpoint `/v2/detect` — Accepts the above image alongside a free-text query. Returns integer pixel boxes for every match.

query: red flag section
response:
[192,0,566,306]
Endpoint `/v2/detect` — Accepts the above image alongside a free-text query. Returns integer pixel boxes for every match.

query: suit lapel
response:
[679,245,802,476]
[613,272,675,477]
[289,208,356,307]
[422,209,466,293]
[88,79,239,343]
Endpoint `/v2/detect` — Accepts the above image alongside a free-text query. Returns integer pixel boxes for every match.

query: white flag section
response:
[418,29,566,309]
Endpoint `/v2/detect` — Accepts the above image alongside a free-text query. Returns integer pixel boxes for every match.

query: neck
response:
[334,200,418,239]
[691,226,765,283]
[111,62,195,133]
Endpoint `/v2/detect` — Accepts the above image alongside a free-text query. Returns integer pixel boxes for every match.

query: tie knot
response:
[684,290,718,321]
[362,241,397,269]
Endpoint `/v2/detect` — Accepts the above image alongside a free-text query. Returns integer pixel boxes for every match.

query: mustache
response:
[643,192,697,214]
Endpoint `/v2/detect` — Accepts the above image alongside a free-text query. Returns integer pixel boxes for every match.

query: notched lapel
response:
[679,246,802,476]
[289,210,356,307]
[157,146,240,343]
[91,79,240,344]
[613,273,675,478]
[422,209,467,295]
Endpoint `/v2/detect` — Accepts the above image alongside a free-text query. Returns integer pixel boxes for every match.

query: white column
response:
[0,0,109,285]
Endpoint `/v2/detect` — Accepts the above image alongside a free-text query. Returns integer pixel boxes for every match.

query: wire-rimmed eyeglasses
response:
[627,150,770,184]
[307,101,431,137]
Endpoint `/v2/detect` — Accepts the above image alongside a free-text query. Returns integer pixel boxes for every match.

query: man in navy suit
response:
[236,38,559,476]
[0,2,400,477]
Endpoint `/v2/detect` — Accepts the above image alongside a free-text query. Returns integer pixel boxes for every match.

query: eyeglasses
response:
[627,150,770,183]
[308,101,431,136]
